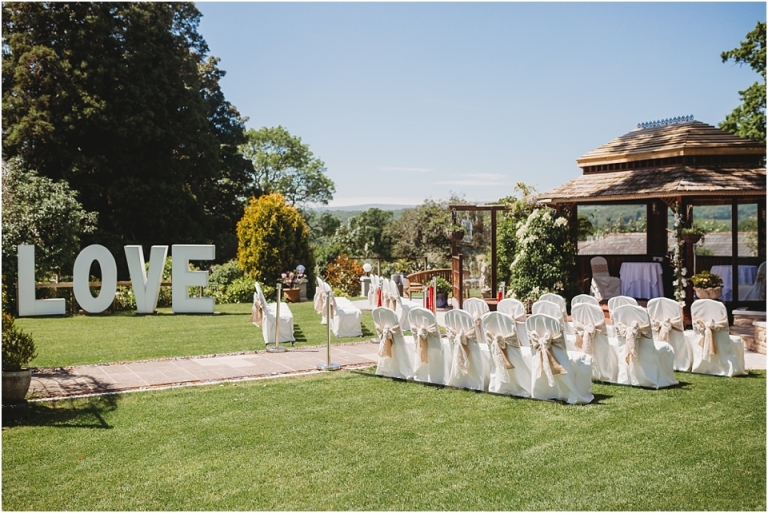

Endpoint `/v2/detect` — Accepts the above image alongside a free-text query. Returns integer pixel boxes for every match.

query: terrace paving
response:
[27,298,766,401]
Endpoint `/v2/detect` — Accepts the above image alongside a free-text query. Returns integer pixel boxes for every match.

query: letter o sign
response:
[73,244,118,313]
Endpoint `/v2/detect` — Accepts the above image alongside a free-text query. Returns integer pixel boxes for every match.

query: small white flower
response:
[673,280,678,286]
[680,290,686,299]
[681,268,687,276]
[554,217,568,227]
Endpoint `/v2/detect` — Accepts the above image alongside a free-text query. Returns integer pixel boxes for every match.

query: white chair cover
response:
[571,294,600,307]
[444,309,491,391]
[328,288,362,338]
[314,276,326,316]
[532,301,576,351]
[462,297,490,344]
[590,256,621,301]
[368,274,379,308]
[525,314,594,404]
[497,298,529,346]
[387,279,413,332]
[408,307,452,385]
[607,296,638,316]
[483,312,532,398]
[612,305,678,389]
[539,293,574,335]
[374,307,417,380]
[647,297,691,372]
[252,282,295,345]
[571,303,620,383]
[687,300,747,377]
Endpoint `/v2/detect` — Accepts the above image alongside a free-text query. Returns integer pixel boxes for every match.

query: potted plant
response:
[2,313,37,403]
[681,225,705,245]
[435,276,452,308]
[445,222,465,241]
[690,270,723,300]
[279,268,305,303]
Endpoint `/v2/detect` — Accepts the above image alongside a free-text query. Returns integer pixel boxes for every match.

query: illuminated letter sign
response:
[125,245,168,314]
[171,245,215,314]
[17,245,66,317]
[73,244,118,314]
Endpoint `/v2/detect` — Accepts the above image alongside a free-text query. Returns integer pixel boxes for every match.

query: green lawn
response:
[2,370,765,510]
[16,301,377,368]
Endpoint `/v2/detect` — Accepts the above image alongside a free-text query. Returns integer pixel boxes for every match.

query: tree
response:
[390,198,455,266]
[496,183,539,287]
[2,158,98,311]
[236,193,315,289]
[2,3,251,270]
[720,21,766,144]
[239,126,335,209]
[336,208,394,260]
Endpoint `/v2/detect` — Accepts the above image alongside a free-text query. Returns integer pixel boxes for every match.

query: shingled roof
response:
[540,120,766,204]
[577,121,764,167]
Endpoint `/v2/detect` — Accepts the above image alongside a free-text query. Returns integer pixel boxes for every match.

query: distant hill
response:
[314,203,417,211]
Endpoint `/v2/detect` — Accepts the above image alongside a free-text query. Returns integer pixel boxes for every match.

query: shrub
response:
[237,193,315,289]
[509,208,577,303]
[325,253,363,297]
[435,276,452,295]
[691,270,724,289]
[208,260,245,288]
[2,313,37,371]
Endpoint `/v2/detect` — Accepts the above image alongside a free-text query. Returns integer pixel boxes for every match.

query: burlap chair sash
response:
[692,316,729,361]
[650,316,684,343]
[317,294,336,320]
[447,327,476,377]
[572,319,606,355]
[250,292,264,326]
[375,322,402,359]
[614,321,652,363]
[485,330,520,383]
[414,323,439,365]
[529,330,568,386]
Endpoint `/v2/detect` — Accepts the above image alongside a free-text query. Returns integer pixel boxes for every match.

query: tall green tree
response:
[390,198,454,266]
[239,126,335,209]
[720,21,766,144]
[336,208,394,260]
[2,2,251,269]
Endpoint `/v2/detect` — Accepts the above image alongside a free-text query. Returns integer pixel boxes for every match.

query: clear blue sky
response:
[196,2,766,207]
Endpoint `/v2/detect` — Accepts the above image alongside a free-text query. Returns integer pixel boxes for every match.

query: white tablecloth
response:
[619,262,664,299]
[710,265,758,301]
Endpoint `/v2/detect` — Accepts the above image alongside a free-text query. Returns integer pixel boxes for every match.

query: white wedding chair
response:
[590,256,621,301]
[374,307,416,380]
[462,297,490,344]
[408,307,452,385]
[525,314,594,404]
[386,278,420,332]
[368,274,379,308]
[315,278,362,337]
[608,295,638,316]
[539,293,573,335]
[571,294,600,307]
[483,312,532,398]
[444,309,491,391]
[571,303,620,383]
[497,298,529,346]
[251,281,295,345]
[687,299,747,377]
[647,297,691,372]
[532,300,576,351]
[611,305,678,389]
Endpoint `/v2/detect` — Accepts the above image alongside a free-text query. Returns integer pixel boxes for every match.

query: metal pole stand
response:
[267,283,288,353]
[317,291,340,371]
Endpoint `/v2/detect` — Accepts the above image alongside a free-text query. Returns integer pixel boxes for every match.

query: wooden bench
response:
[405,269,452,299]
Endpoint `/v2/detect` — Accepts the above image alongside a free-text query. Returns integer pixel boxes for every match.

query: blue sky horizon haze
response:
[196,2,766,207]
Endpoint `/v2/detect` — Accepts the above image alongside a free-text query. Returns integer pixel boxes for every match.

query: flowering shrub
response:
[508,208,576,304]
[279,268,305,289]
[690,270,723,289]
[325,253,364,297]
[670,205,688,301]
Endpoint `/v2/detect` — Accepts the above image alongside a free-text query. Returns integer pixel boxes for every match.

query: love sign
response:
[17,244,216,316]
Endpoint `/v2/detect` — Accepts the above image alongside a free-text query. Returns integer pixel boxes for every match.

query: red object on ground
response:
[377,288,382,307]
[497,291,503,301]
[426,285,433,311]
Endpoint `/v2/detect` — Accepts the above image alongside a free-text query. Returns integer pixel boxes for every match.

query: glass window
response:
[577,204,647,255]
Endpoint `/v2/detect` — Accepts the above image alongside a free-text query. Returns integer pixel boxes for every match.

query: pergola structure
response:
[538,118,765,315]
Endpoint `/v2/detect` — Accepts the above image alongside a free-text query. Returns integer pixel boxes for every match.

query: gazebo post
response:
[732,198,739,311]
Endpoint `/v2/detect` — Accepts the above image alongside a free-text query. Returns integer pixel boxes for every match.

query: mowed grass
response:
[3,370,765,511]
[16,301,377,368]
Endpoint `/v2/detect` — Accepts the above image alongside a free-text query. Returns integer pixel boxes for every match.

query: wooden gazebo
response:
[538,118,766,314]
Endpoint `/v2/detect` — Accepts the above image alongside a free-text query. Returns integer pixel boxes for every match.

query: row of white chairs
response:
[502,293,746,380]
[374,305,595,404]
[250,281,295,345]
[313,277,363,338]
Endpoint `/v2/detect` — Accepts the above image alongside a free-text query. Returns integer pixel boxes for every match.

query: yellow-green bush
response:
[237,193,314,288]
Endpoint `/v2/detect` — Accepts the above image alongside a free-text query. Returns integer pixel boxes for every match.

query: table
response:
[710,265,758,301]
[619,262,664,299]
